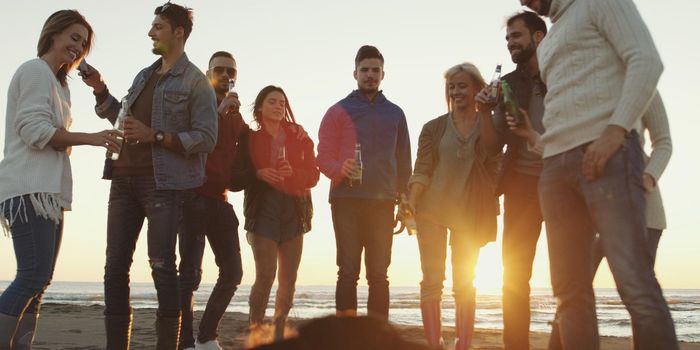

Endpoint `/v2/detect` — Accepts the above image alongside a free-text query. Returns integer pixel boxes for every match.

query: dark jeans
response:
[0,196,63,316]
[178,193,242,347]
[501,173,543,350]
[104,177,184,318]
[415,217,480,304]
[539,135,677,350]
[591,228,663,273]
[331,198,394,318]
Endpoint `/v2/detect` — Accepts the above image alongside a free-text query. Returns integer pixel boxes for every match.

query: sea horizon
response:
[1,281,698,342]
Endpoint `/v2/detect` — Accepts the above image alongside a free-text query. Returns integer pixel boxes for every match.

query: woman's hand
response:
[475,85,499,112]
[278,160,293,178]
[89,129,122,153]
[407,194,418,214]
[257,168,283,184]
[506,108,539,147]
[643,174,656,193]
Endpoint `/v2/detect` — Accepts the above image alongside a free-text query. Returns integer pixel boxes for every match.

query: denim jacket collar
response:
[142,52,191,78]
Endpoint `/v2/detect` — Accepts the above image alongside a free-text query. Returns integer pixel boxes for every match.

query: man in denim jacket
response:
[80,3,217,349]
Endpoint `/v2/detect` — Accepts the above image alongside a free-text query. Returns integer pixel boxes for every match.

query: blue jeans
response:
[0,195,63,316]
[539,134,677,350]
[591,228,663,273]
[178,192,242,347]
[104,177,184,318]
[549,228,666,350]
[331,198,394,318]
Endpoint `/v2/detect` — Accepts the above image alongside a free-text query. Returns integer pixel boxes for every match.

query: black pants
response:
[178,193,242,347]
[501,172,543,350]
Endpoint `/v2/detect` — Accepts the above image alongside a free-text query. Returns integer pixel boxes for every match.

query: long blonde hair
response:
[443,63,486,112]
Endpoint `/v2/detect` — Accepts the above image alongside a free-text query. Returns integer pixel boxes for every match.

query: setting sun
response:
[474,243,504,293]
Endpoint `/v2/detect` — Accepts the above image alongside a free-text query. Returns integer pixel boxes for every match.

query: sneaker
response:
[195,339,223,350]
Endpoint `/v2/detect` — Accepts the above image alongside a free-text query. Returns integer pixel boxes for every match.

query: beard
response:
[511,41,537,64]
[213,82,228,96]
[358,80,379,94]
[538,0,552,16]
[151,41,169,55]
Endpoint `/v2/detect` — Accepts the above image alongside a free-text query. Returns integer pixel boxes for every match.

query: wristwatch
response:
[154,130,165,145]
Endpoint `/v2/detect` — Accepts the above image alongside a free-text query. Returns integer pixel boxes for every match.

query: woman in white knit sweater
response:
[0,10,120,348]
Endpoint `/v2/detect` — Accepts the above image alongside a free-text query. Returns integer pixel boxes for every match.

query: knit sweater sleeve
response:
[13,63,59,150]
[642,92,672,182]
[594,0,663,130]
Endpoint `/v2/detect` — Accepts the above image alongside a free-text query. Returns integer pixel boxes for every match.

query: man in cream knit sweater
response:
[520,0,678,349]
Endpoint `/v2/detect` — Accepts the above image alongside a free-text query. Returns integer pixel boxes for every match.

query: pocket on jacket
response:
[164,91,190,130]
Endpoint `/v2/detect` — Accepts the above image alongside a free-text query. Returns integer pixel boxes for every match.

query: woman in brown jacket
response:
[407,63,501,349]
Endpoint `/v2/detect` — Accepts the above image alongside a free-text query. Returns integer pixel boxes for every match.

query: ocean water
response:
[0,282,697,342]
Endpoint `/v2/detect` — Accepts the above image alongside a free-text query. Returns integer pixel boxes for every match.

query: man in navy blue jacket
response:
[317,45,412,320]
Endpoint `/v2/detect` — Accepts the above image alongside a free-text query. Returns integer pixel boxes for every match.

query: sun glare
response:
[473,243,504,293]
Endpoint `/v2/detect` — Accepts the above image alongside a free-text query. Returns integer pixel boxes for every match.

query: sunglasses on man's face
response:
[210,66,237,76]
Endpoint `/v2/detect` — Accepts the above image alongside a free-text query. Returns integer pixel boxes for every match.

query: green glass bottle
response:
[501,80,523,125]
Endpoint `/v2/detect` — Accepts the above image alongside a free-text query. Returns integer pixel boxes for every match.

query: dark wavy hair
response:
[154,2,193,42]
[507,11,548,36]
[37,10,94,86]
[252,85,297,128]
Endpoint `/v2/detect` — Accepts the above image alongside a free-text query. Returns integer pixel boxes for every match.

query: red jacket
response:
[232,122,320,233]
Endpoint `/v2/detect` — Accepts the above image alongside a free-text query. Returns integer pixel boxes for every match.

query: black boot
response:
[12,313,38,350]
[0,313,20,350]
[156,314,181,350]
[105,312,132,350]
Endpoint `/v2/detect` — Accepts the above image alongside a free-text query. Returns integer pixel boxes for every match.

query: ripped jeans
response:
[104,176,184,318]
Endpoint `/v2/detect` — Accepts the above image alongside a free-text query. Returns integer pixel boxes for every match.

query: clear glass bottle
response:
[227,78,236,94]
[106,99,128,160]
[488,64,502,101]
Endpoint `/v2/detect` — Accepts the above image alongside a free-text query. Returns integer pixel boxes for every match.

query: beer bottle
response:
[349,143,363,187]
[501,80,523,125]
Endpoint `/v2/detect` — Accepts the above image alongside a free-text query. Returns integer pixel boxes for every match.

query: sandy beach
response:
[29,303,699,349]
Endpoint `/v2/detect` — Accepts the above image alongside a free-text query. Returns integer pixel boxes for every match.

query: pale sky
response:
[1,1,698,290]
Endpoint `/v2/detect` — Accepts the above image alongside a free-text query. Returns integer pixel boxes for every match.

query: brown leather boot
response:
[420,301,445,347]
